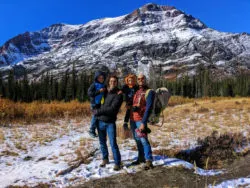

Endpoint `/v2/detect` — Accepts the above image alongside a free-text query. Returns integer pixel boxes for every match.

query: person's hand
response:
[91,109,97,115]
[139,123,145,131]
[99,88,106,93]
[117,90,123,95]
[125,105,131,110]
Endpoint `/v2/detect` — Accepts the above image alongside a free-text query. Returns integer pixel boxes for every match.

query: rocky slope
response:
[0,3,249,80]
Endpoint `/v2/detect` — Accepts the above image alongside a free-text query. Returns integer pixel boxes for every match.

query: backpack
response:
[146,87,171,126]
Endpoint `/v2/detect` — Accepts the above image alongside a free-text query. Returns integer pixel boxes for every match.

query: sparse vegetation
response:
[0,128,5,143]
[0,97,249,187]
[197,107,209,113]
[176,131,249,169]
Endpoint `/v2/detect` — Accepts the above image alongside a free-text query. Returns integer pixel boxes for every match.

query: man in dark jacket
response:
[87,71,106,138]
[93,75,123,171]
[130,73,155,170]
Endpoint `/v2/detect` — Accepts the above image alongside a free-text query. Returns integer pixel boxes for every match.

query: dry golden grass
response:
[0,128,4,143]
[0,150,19,157]
[1,96,240,124]
[116,122,133,140]
[0,97,249,151]
[150,97,250,149]
[197,107,209,113]
[168,96,195,106]
[0,96,199,124]
[0,99,90,123]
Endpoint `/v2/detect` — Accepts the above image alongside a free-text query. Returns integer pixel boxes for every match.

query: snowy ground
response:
[209,178,250,188]
[0,117,249,188]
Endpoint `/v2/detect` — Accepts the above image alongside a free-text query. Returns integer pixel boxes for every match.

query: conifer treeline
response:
[0,67,249,103]
[0,67,93,102]
[162,70,250,98]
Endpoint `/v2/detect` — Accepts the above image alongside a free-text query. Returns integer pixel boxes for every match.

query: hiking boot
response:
[88,130,98,138]
[144,160,154,170]
[131,158,146,166]
[100,159,109,167]
[113,164,121,171]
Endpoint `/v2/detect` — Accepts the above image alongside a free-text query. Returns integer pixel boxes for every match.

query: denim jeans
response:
[89,104,98,133]
[97,121,121,165]
[130,120,153,161]
[89,115,98,133]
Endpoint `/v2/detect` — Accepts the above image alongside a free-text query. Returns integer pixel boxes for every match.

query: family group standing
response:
[87,71,155,171]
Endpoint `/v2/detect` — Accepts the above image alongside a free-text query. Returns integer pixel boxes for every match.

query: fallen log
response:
[56,148,98,176]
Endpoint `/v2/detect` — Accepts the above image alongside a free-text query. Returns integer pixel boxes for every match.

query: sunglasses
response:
[137,78,144,81]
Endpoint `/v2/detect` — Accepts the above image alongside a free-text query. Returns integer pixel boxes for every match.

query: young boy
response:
[87,71,106,138]
[121,74,138,130]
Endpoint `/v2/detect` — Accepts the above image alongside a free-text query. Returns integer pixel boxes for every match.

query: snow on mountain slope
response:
[0,3,249,79]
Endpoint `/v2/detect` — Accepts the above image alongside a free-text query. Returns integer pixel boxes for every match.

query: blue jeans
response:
[130,120,153,161]
[90,115,98,133]
[97,121,121,165]
[89,104,98,133]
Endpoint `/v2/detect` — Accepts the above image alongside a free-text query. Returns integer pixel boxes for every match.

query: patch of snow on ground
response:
[209,178,250,188]
[0,119,229,187]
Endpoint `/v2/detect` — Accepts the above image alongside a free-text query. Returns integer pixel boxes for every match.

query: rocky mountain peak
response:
[0,3,249,79]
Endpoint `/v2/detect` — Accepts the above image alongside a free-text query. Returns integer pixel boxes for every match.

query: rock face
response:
[0,3,250,79]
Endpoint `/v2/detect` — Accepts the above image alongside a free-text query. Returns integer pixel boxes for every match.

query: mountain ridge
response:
[0,3,249,80]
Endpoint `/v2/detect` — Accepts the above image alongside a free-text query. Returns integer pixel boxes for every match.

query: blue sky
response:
[0,0,250,46]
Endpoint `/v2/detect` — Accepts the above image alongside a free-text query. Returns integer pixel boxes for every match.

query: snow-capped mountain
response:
[0,3,250,79]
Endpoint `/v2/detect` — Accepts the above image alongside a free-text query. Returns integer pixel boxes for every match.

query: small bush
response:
[176,131,249,169]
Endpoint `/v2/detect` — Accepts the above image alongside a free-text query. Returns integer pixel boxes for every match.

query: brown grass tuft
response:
[193,102,199,107]
[197,107,209,113]
[182,109,190,113]
[235,101,241,105]
[0,128,5,143]
[154,149,179,157]
[211,100,216,103]
[0,150,19,157]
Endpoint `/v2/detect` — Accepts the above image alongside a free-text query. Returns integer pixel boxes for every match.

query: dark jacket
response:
[87,71,107,107]
[96,87,123,123]
[122,84,138,106]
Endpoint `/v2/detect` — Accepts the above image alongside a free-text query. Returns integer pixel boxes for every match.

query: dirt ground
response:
[73,154,250,188]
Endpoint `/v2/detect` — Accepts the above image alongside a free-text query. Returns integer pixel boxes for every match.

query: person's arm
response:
[96,94,123,115]
[87,83,101,97]
[141,90,155,125]
[121,85,127,93]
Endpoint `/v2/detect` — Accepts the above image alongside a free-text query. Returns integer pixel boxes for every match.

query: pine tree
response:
[191,75,196,98]
[7,70,15,100]
[72,62,77,99]
[21,71,31,102]
[51,76,58,101]
[65,74,73,102]
[14,81,21,102]
[0,72,3,97]
[30,81,36,101]
[76,72,85,102]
